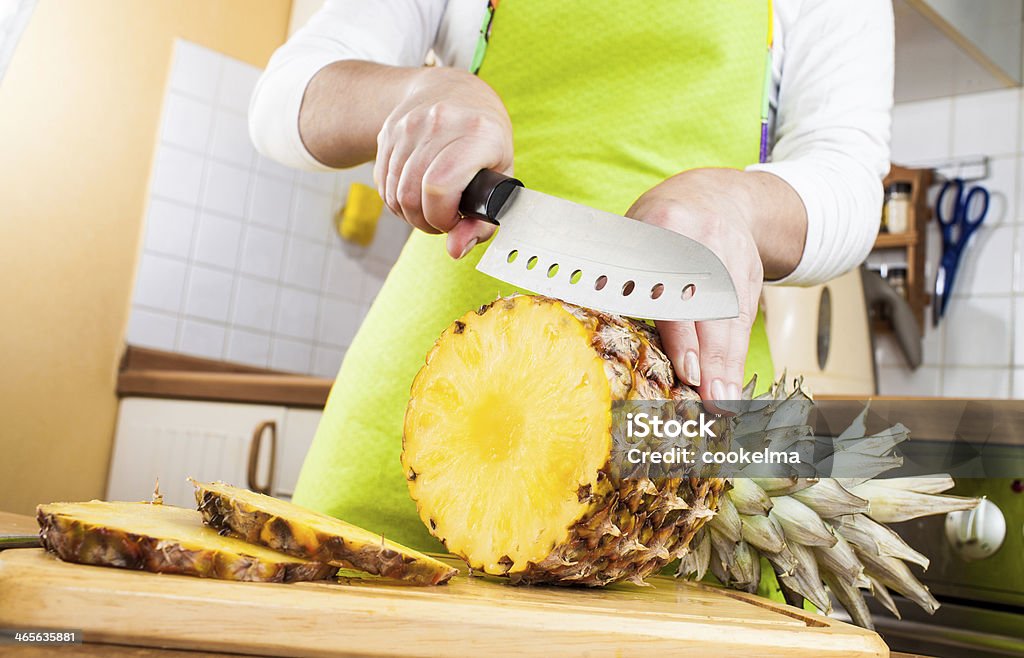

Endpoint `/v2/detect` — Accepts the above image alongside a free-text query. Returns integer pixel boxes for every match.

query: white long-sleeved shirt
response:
[250,0,894,286]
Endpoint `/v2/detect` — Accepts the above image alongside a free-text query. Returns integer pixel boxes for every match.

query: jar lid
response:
[886,182,912,194]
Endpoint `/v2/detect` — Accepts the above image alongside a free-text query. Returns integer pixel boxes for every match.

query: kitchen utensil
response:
[459,170,738,321]
[0,534,39,549]
[0,511,41,550]
[0,548,887,656]
[933,178,989,326]
[337,182,383,247]
[862,267,922,368]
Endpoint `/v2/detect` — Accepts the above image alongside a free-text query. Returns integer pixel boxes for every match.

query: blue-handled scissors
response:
[933,178,989,326]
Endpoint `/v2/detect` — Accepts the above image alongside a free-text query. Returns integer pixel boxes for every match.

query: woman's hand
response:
[374,66,513,259]
[627,168,805,411]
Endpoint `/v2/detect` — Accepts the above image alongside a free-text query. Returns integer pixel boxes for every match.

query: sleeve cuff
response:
[249,54,344,173]
[746,160,828,287]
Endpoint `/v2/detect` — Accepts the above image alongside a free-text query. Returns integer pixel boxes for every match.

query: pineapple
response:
[688,380,979,628]
[403,294,725,586]
[194,480,457,585]
[37,500,335,582]
[402,294,979,628]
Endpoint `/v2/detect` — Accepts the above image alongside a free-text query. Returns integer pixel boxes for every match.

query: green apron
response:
[293,0,775,554]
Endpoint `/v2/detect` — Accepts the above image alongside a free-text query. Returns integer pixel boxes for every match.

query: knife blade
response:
[0,534,40,550]
[458,170,739,321]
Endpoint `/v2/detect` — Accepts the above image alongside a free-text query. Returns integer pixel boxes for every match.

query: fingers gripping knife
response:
[458,169,739,321]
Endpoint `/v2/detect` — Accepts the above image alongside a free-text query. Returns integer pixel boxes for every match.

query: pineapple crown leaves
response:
[676,375,981,630]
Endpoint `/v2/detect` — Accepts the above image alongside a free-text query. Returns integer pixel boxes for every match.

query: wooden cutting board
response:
[0,549,887,657]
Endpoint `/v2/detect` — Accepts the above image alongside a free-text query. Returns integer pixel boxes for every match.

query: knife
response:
[0,533,40,550]
[458,170,739,321]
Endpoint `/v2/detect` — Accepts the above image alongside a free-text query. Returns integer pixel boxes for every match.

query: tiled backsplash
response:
[131,44,1022,393]
[881,87,1021,398]
[127,40,409,377]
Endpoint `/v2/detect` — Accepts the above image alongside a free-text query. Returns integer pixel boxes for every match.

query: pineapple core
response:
[404,296,612,574]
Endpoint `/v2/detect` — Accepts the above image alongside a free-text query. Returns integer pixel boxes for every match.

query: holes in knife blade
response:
[681,284,696,301]
[547,263,559,278]
[506,250,519,264]
[650,283,664,300]
[569,270,582,284]
[621,280,635,296]
[594,275,608,291]
[526,256,539,270]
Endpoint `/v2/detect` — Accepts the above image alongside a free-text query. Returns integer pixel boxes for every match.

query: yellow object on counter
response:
[336,183,383,246]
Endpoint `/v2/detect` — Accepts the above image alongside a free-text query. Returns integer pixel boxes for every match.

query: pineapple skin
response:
[37,504,336,583]
[195,483,457,585]
[404,295,726,587]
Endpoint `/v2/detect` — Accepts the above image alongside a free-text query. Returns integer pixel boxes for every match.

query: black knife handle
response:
[458,169,523,224]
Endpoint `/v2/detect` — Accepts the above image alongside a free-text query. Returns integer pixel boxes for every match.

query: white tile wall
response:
[950,89,1020,159]
[880,86,1023,397]
[127,40,410,376]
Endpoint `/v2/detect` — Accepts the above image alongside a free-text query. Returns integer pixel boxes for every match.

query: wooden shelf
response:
[872,165,934,333]
[873,231,919,249]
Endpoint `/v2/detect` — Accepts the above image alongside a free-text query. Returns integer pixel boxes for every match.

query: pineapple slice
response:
[403,295,723,585]
[193,480,457,585]
[37,501,336,582]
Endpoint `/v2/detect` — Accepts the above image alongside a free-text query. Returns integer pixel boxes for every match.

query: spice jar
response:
[887,267,908,300]
[885,182,911,234]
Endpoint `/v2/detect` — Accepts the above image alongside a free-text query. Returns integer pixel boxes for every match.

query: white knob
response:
[944,498,1005,561]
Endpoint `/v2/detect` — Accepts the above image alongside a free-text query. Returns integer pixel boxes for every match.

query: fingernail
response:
[684,351,701,387]
[711,379,727,402]
[728,383,741,401]
[457,238,478,260]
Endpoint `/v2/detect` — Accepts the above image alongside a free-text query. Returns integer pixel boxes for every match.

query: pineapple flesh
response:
[403,294,980,629]
[37,500,336,582]
[403,294,724,585]
[194,480,456,585]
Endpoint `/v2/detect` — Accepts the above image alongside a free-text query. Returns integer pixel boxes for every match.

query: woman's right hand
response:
[374,67,514,259]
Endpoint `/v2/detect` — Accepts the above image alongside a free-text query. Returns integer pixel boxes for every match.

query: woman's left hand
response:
[626,168,782,412]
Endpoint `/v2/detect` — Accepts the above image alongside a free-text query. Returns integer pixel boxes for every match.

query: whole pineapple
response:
[402,295,978,627]
[404,294,722,585]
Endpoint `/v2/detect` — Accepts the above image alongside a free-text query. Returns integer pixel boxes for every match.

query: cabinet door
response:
[275,408,322,500]
[107,398,285,507]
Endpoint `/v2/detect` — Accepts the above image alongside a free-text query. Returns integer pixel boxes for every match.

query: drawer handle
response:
[247,420,277,495]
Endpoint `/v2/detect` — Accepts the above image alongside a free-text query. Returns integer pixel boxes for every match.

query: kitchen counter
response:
[814,395,1024,445]
[116,346,332,409]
